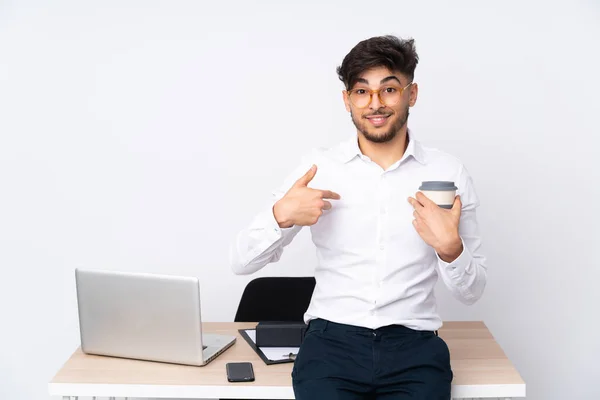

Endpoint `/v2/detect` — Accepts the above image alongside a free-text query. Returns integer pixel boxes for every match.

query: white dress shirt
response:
[230,130,487,331]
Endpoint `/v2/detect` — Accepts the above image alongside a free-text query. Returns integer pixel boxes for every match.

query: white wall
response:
[1,1,599,399]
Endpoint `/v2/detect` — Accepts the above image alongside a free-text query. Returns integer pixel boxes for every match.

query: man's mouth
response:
[365,114,391,127]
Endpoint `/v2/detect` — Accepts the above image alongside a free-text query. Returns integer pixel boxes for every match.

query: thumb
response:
[294,164,317,187]
[451,195,462,216]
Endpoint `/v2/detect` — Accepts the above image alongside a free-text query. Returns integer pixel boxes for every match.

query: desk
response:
[49,321,525,399]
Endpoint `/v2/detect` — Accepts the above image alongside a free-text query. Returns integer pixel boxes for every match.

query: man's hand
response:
[273,165,341,228]
[408,192,463,262]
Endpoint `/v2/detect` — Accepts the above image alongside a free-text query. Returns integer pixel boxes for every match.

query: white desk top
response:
[49,321,526,399]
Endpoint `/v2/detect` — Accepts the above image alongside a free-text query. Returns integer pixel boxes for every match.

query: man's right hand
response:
[273,165,341,228]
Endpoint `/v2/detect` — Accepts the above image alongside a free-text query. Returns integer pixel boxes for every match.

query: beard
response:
[351,105,410,144]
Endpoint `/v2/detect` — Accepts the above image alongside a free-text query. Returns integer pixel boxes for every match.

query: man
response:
[230,35,487,400]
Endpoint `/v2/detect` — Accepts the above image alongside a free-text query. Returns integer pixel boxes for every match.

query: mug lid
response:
[419,181,458,191]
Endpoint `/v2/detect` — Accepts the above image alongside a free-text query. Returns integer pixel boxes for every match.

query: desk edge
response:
[48,382,526,399]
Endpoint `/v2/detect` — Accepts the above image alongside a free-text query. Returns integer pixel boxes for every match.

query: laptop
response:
[75,268,236,366]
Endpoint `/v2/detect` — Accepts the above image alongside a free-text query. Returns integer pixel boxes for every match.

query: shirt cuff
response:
[265,206,296,241]
[242,207,291,264]
[436,238,473,279]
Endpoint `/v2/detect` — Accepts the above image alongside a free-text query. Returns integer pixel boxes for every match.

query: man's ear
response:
[343,90,351,112]
[409,83,418,107]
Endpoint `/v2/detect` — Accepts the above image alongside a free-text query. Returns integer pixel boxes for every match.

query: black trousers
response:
[292,319,453,400]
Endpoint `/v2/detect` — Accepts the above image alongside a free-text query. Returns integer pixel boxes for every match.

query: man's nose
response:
[369,92,383,109]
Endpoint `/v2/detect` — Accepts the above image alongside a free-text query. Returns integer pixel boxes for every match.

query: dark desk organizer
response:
[255,321,308,347]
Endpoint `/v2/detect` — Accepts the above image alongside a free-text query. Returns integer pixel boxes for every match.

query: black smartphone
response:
[226,362,255,382]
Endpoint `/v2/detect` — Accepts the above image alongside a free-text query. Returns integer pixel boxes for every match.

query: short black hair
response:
[336,35,419,90]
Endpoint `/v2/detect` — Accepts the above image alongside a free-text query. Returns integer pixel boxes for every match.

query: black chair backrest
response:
[234,277,316,322]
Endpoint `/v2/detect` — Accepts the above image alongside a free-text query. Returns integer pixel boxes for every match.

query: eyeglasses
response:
[346,82,413,108]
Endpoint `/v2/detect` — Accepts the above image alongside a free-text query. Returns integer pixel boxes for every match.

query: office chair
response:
[225,277,316,400]
[234,276,316,322]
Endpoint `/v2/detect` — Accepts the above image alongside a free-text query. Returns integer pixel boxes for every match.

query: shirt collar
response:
[336,129,427,165]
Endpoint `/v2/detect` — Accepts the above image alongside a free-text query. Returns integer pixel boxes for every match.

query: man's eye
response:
[355,89,367,95]
[384,87,397,93]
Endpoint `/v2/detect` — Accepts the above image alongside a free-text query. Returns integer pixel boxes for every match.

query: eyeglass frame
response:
[344,82,414,109]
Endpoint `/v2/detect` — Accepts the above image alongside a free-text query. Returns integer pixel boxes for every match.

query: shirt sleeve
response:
[229,155,314,275]
[436,164,488,305]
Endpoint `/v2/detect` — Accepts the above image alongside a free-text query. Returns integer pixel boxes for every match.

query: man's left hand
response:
[407,192,463,263]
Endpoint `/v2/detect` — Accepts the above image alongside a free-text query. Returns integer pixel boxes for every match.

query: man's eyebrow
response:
[380,76,402,85]
[353,76,402,87]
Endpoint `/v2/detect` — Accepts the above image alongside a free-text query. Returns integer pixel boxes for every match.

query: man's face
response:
[343,66,418,143]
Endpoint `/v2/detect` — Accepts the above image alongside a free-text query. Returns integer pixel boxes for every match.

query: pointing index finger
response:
[319,190,341,200]
[407,196,423,209]
[415,191,435,207]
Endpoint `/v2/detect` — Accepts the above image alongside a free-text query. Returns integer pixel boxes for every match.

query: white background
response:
[1,1,599,399]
